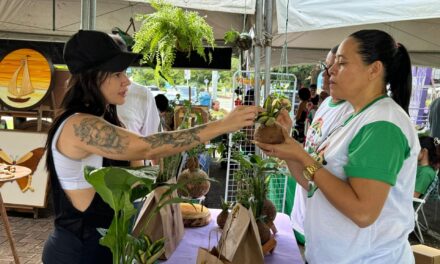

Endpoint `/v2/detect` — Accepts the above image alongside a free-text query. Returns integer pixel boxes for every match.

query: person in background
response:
[256,29,419,263]
[198,88,212,107]
[309,84,319,106]
[318,90,330,106]
[429,97,440,138]
[293,88,311,143]
[234,87,243,106]
[155,94,175,131]
[209,100,229,121]
[291,45,354,245]
[111,35,161,167]
[42,29,260,264]
[414,135,439,198]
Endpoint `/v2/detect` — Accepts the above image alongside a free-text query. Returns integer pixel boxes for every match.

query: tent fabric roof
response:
[129,0,256,14]
[0,0,248,42]
[1,0,439,66]
[274,0,440,67]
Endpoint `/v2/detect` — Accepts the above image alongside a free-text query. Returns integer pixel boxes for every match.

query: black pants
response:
[42,226,112,264]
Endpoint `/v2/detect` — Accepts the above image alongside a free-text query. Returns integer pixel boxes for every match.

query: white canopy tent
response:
[0,0,254,42]
[0,0,439,67]
[272,0,440,67]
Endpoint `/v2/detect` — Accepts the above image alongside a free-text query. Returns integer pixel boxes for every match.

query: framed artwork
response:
[0,130,48,209]
[0,48,54,110]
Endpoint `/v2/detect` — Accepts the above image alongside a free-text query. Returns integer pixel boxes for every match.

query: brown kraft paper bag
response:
[196,247,233,264]
[217,203,264,264]
[132,177,184,260]
[196,228,232,264]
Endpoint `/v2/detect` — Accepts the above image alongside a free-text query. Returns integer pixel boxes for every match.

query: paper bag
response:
[196,247,232,264]
[132,178,184,260]
[217,203,264,264]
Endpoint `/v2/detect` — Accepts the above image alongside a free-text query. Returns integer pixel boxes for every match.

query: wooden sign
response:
[0,48,53,110]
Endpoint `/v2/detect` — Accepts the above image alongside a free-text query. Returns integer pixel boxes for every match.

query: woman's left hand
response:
[254,123,308,162]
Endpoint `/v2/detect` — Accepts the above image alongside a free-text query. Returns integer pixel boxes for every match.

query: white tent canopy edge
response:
[272,0,440,67]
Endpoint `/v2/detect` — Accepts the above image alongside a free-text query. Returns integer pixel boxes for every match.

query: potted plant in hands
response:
[254,94,292,144]
[133,0,215,84]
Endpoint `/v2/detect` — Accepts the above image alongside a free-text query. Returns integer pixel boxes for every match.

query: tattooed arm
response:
[57,106,259,161]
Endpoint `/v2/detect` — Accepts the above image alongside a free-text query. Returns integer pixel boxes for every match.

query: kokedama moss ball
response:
[254,123,285,144]
[257,220,271,245]
[262,199,277,223]
[217,210,229,229]
[177,168,210,198]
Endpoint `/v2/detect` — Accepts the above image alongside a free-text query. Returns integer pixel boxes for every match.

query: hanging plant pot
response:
[236,33,253,51]
[224,30,253,51]
[133,0,216,84]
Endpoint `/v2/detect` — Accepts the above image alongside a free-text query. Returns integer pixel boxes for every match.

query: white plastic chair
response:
[413,174,439,243]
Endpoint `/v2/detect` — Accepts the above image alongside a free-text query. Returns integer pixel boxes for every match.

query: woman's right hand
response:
[220,105,261,133]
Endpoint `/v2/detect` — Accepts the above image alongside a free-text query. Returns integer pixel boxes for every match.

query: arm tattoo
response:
[142,124,208,149]
[73,118,129,154]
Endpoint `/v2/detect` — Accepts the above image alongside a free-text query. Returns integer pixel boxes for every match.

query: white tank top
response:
[51,114,102,190]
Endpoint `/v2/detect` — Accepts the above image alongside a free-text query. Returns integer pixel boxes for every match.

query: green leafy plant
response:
[224,28,252,51]
[175,100,211,198]
[84,166,190,264]
[133,0,215,84]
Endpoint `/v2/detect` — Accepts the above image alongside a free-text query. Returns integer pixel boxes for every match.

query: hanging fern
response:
[133,0,215,84]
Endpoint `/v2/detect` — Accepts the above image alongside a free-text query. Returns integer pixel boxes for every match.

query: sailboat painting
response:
[0,48,52,110]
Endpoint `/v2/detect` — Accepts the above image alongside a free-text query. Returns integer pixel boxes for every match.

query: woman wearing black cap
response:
[42,30,260,263]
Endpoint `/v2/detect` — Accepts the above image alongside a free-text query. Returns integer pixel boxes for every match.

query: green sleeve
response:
[415,166,435,194]
[343,121,410,186]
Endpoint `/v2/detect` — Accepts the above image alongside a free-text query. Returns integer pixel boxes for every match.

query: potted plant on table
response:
[84,165,168,264]
[133,0,215,84]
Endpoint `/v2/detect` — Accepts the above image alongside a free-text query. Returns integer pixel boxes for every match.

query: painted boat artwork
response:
[7,55,34,103]
[0,48,52,110]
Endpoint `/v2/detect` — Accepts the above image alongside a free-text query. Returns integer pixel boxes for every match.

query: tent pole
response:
[254,0,264,107]
[81,0,96,30]
[264,0,273,99]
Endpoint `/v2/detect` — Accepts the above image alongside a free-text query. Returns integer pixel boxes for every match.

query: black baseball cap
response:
[63,30,141,74]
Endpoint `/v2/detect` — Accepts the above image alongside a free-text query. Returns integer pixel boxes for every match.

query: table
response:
[162,209,304,263]
[0,165,31,264]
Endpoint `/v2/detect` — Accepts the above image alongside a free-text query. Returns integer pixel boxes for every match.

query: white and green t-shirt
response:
[304,96,420,264]
[291,97,353,234]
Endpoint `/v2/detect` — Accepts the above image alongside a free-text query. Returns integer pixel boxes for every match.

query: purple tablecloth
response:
[161,208,304,263]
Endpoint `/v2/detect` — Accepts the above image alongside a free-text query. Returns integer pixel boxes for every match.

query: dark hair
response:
[349,29,412,113]
[243,89,255,105]
[331,44,339,55]
[45,69,125,179]
[155,94,169,112]
[298,88,311,101]
[309,84,317,90]
[419,136,440,169]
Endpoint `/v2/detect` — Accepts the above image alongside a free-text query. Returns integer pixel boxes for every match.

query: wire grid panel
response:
[267,172,288,213]
[225,70,297,212]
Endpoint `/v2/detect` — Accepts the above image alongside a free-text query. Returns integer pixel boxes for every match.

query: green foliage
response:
[228,137,283,219]
[224,29,240,45]
[255,94,292,126]
[133,0,215,84]
[84,166,190,264]
[273,64,314,88]
[129,57,240,93]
